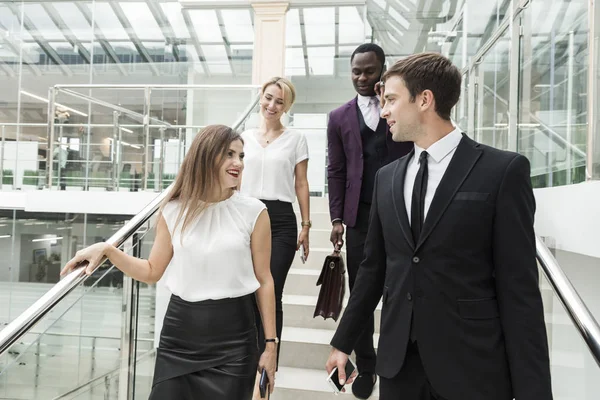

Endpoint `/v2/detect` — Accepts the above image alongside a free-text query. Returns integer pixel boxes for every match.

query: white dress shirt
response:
[404,128,463,224]
[357,94,382,131]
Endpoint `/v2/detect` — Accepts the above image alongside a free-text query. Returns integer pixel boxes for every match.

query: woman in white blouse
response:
[62,125,277,399]
[240,77,310,374]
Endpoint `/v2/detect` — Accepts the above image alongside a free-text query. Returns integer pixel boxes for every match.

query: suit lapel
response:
[415,135,482,251]
[391,151,415,250]
[345,98,362,146]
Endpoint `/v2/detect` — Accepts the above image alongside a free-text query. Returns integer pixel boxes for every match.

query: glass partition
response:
[518,0,589,187]
[0,0,256,191]
[0,218,156,399]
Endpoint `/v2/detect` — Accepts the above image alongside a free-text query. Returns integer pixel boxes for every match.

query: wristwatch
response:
[301,220,312,228]
[265,337,279,344]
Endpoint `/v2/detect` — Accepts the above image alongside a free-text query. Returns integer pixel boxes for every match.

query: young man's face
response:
[381,75,421,142]
[351,52,382,97]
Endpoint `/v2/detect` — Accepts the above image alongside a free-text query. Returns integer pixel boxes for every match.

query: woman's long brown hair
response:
[160,124,243,237]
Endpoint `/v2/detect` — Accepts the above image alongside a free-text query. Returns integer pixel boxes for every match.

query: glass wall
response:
[0,210,131,327]
[518,0,589,187]
[434,0,592,188]
[282,4,371,195]
[0,0,255,191]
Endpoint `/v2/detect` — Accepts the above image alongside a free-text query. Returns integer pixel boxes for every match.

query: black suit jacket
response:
[330,134,552,400]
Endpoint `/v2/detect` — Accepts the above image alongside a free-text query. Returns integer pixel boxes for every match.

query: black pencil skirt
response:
[149,294,259,400]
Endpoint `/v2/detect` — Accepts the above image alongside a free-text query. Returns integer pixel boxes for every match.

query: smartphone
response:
[259,368,270,399]
[300,244,306,264]
[327,358,358,394]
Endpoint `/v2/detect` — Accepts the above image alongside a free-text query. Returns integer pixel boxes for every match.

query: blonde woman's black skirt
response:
[149,294,258,399]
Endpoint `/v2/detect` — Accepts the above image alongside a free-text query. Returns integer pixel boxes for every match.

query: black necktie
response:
[411,151,429,244]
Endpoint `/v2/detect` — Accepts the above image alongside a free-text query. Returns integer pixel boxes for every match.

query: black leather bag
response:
[313,246,346,321]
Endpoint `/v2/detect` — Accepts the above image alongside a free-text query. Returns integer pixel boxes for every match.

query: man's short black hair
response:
[351,43,386,69]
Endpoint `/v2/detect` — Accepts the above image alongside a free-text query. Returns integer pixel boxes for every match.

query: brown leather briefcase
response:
[313,245,346,321]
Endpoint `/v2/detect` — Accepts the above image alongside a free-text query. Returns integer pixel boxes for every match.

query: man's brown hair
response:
[382,52,461,120]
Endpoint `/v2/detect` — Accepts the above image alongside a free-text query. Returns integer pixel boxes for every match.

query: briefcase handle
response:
[333,243,342,255]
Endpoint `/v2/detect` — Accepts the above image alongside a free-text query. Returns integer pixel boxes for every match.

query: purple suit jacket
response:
[327,97,413,228]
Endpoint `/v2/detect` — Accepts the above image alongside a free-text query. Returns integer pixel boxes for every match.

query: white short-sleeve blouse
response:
[240,129,309,203]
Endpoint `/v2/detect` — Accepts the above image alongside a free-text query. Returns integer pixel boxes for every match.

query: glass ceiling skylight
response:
[160,3,191,39]
[188,10,222,42]
[24,3,67,41]
[304,8,335,46]
[221,10,253,43]
[120,2,164,41]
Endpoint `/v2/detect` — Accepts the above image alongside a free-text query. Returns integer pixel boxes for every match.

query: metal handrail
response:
[536,237,600,367]
[0,93,259,356]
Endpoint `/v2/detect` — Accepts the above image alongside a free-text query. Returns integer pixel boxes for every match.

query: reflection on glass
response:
[474,32,510,150]
[519,0,588,188]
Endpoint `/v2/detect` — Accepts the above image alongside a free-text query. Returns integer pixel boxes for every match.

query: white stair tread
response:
[282,326,380,345]
[283,294,383,310]
[275,366,380,396]
[289,268,321,276]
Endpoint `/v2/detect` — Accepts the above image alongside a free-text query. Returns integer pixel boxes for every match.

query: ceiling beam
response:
[109,1,160,76]
[298,9,310,77]
[0,62,16,78]
[7,3,73,77]
[215,10,236,76]
[0,21,42,76]
[42,3,91,64]
[75,2,128,76]
[146,0,180,61]
[181,9,210,75]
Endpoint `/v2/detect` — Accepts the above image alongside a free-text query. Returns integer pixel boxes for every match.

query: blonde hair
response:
[261,77,296,113]
[160,125,243,238]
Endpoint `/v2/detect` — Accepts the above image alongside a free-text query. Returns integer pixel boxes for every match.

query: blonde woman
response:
[240,77,310,371]
[62,125,277,399]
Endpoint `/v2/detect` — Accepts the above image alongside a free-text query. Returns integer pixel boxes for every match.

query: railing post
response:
[57,124,64,190]
[0,125,5,189]
[566,30,574,184]
[177,127,183,173]
[118,232,140,400]
[142,88,151,191]
[112,111,120,191]
[158,127,165,191]
[47,87,56,189]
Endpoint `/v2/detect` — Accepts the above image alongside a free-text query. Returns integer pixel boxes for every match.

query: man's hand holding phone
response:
[325,347,358,393]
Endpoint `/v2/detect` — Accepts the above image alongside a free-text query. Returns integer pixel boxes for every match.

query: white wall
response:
[1,141,38,187]
[534,181,600,258]
[0,190,159,215]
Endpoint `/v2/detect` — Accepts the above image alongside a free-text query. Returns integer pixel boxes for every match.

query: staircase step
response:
[279,326,379,370]
[283,294,381,333]
[271,366,380,399]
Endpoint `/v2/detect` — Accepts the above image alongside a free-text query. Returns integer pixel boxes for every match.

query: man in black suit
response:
[327,43,412,399]
[325,52,552,400]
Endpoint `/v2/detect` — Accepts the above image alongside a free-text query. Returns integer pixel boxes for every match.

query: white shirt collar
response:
[357,94,380,108]
[414,127,463,164]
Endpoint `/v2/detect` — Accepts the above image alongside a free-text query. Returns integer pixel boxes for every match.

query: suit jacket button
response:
[407,293,413,301]
[412,256,420,263]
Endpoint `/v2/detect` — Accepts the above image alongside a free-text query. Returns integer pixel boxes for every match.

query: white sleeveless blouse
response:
[161,191,266,302]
